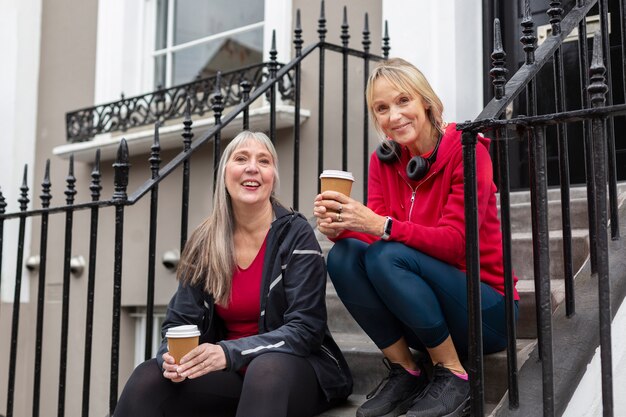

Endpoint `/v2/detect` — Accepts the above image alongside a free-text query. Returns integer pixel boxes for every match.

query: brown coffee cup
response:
[166,324,201,364]
[319,170,355,197]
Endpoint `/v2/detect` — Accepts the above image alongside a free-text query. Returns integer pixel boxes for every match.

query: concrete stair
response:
[315,185,613,417]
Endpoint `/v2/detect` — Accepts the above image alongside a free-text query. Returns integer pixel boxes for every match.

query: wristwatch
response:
[381,216,393,240]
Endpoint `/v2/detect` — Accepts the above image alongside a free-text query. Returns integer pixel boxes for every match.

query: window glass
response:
[154,55,167,88]
[155,0,169,50]
[154,0,265,88]
[174,0,264,45]
[172,27,263,84]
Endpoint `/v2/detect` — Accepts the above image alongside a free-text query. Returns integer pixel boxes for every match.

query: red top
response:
[215,238,267,340]
[335,123,519,300]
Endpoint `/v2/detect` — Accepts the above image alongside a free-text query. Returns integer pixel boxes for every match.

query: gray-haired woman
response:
[114,131,352,417]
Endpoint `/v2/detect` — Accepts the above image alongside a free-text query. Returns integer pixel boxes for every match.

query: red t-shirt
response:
[215,238,266,340]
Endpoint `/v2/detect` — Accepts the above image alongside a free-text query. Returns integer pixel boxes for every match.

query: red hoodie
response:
[336,123,519,299]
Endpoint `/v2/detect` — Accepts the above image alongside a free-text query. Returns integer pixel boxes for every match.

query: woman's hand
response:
[314,191,387,237]
[162,352,186,383]
[162,343,227,382]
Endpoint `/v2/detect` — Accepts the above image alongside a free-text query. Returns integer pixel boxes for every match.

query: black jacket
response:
[157,203,353,401]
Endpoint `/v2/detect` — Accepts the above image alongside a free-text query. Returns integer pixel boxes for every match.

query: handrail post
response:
[6,166,29,417]
[462,129,485,417]
[588,30,614,417]
[109,139,130,416]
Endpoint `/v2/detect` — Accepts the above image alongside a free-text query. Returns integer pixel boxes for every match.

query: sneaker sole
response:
[356,394,419,417]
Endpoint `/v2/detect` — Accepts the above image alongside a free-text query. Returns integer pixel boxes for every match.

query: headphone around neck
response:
[375,133,443,181]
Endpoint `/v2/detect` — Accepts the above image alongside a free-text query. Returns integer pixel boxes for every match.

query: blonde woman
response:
[314,58,518,417]
[115,131,352,417]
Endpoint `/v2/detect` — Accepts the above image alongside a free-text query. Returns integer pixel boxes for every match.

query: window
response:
[133,308,167,366]
[153,0,265,88]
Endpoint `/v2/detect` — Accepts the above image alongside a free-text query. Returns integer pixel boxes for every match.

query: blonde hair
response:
[366,57,444,137]
[177,131,279,305]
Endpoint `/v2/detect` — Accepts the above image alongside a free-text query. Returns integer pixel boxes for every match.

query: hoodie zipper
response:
[397,170,438,221]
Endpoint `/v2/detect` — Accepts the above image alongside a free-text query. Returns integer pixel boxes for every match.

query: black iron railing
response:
[3,0,625,416]
[65,62,295,143]
[0,2,387,416]
[458,0,623,415]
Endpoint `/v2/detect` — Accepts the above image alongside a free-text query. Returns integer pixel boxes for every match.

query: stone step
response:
[510,229,589,281]
[496,186,591,206]
[516,279,565,339]
[318,395,498,417]
[329,331,536,404]
[496,182,626,206]
[504,198,590,233]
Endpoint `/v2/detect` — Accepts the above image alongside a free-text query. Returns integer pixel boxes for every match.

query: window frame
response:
[94,0,292,105]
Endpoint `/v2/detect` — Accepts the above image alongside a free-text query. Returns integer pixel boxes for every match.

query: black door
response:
[484,0,626,190]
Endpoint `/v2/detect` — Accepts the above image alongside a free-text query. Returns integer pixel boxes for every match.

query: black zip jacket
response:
[157,203,353,401]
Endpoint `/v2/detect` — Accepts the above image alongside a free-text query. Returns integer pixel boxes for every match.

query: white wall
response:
[0,0,42,302]
[382,0,483,123]
[562,300,626,417]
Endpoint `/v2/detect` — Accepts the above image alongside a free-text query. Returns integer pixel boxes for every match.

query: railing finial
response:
[270,30,278,66]
[588,30,608,106]
[184,94,192,120]
[65,155,77,206]
[19,164,30,211]
[211,71,224,118]
[362,13,371,53]
[294,9,303,56]
[490,18,508,100]
[112,139,130,202]
[182,96,194,151]
[90,149,102,202]
[41,159,52,208]
[382,20,390,59]
[520,0,537,65]
[548,1,563,36]
[150,123,162,180]
[341,6,350,48]
[240,80,252,101]
[318,1,327,42]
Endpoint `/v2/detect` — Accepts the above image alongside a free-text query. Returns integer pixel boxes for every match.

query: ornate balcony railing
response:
[65,62,294,143]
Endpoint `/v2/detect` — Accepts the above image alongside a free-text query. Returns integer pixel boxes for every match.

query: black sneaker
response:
[406,364,470,417]
[356,358,427,417]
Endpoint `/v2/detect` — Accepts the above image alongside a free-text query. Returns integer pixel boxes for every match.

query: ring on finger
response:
[337,212,343,222]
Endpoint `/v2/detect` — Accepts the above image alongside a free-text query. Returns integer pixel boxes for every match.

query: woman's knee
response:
[364,241,406,284]
[327,239,366,286]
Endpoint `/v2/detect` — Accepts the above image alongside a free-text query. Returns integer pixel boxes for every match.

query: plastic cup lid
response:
[165,324,200,338]
[319,170,355,181]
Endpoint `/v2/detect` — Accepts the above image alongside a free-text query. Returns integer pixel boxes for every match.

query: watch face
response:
[382,217,392,240]
[385,217,393,234]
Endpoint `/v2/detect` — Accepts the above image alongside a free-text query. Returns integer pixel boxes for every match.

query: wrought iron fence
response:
[0,2,387,416]
[458,0,623,415]
[2,0,625,416]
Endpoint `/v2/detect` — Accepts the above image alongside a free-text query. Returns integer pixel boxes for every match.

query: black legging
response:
[113,352,333,417]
